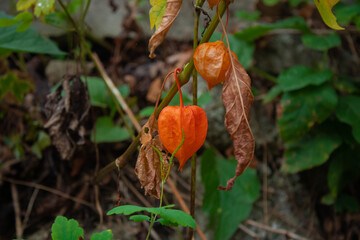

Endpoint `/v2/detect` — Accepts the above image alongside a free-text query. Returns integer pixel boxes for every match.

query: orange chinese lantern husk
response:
[158,69,208,171]
[193,41,231,90]
[207,0,221,9]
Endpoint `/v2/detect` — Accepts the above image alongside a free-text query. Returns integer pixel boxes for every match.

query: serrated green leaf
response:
[302,33,341,51]
[51,216,84,240]
[90,230,113,240]
[91,116,130,143]
[278,84,338,141]
[107,204,194,228]
[16,0,36,11]
[149,0,167,30]
[235,10,260,22]
[107,204,174,216]
[282,134,341,173]
[234,16,310,42]
[336,95,360,144]
[278,65,333,91]
[129,215,151,222]
[0,11,65,55]
[34,0,55,17]
[314,0,344,30]
[160,209,196,228]
[201,148,260,240]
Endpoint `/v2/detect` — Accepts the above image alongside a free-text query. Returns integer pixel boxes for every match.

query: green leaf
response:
[289,0,312,7]
[0,19,19,27]
[107,204,195,228]
[234,17,310,42]
[31,131,51,159]
[335,194,359,212]
[34,0,55,17]
[321,193,335,205]
[336,95,360,144]
[90,230,113,240]
[210,32,254,69]
[302,33,341,51]
[0,11,65,55]
[334,3,360,25]
[278,84,338,141]
[278,65,333,91]
[160,209,196,228]
[282,133,341,173]
[51,216,84,240]
[139,106,155,118]
[0,71,33,103]
[263,0,280,6]
[327,147,360,198]
[129,215,151,222]
[17,0,36,11]
[235,10,260,22]
[197,92,212,107]
[91,116,130,143]
[263,84,282,103]
[149,0,167,30]
[83,76,130,110]
[314,0,344,30]
[333,75,360,94]
[201,148,260,240]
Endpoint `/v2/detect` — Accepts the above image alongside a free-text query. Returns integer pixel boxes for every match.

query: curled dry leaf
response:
[148,0,183,58]
[135,115,169,198]
[219,54,255,191]
[207,0,221,9]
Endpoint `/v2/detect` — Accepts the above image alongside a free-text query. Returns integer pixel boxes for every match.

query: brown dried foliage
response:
[135,115,169,198]
[148,0,183,58]
[219,54,255,191]
[44,76,89,159]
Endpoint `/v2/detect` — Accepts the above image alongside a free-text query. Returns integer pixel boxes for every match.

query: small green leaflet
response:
[149,0,167,30]
[17,0,55,17]
[90,230,114,240]
[51,216,84,240]
[314,0,344,30]
[107,204,196,228]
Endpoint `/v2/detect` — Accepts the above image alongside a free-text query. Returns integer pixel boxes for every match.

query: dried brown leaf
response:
[135,116,168,198]
[148,0,183,58]
[219,54,255,191]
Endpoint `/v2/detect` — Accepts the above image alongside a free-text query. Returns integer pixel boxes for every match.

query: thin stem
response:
[81,0,92,23]
[174,68,184,108]
[187,0,203,238]
[146,131,185,239]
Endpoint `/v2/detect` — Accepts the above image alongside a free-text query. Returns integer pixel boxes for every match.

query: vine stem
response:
[187,0,204,239]
[96,0,229,183]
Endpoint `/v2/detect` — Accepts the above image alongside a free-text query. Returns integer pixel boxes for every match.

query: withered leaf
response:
[148,0,183,58]
[44,76,89,159]
[135,116,169,198]
[219,54,255,191]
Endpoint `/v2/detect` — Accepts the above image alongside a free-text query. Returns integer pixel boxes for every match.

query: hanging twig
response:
[11,183,23,239]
